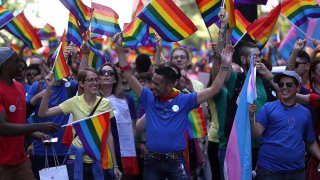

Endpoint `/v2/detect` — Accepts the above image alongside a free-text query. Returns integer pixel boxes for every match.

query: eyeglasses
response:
[172,55,187,60]
[251,54,262,59]
[278,82,294,88]
[85,78,99,83]
[295,62,308,68]
[99,70,114,77]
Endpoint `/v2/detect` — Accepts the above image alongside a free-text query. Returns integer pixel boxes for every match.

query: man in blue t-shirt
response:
[114,33,233,179]
[249,71,320,180]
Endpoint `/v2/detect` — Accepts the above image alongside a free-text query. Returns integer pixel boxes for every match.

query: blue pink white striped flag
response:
[247,55,257,104]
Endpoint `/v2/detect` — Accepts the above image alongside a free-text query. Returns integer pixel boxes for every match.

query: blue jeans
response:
[66,162,116,180]
[143,155,189,180]
[218,149,226,180]
[256,166,305,180]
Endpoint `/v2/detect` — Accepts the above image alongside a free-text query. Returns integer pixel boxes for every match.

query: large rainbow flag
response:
[195,0,221,28]
[72,111,113,169]
[59,0,93,33]
[187,107,208,139]
[138,0,197,42]
[231,10,250,45]
[66,12,83,47]
[0,6,14,28]
[53,42,70,80]
[4,12,42,50]
[281,0,320,27]
[91,3,121,37]
[247,4,281,48]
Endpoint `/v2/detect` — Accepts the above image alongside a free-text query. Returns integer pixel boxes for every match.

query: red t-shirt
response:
[309,93,320,108]
[0,80,27,165]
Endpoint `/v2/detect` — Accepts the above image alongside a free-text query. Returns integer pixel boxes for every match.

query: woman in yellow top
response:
[38,67,122,179]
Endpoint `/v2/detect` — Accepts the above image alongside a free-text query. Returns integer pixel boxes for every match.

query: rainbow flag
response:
[137,45,155,56]
[231,10,250,45]
[59,0,93,33]
[66,12,83,47]
[0,6,14,28]
[187,107,207,139]
[138,0,198,42]
[195,0,221,28]
[37,23,56,38]
[10,44,20,53]
[72,111,113,169]
[4,12,42,50]
[281,0,320,27]
[226,0,236,28]
[235,0,267,5]
[91,3,121,37]
[53,42,71,80]
[123,0,148,47]
[247,4,281,48]
[87,33,107,69]
[48,36,59,49]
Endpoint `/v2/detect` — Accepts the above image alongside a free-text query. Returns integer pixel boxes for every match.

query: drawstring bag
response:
[39,143,69,180]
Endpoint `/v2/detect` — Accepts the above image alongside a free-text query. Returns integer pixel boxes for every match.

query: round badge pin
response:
[271,91,276,97]
[65,82,71,88]
[9,105,16,112]
[172,105,179,112]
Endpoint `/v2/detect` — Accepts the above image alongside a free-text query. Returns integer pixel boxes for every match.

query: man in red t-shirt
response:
[0,47,61,179]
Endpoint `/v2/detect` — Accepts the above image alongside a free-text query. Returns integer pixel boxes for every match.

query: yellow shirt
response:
[59,94,113,163]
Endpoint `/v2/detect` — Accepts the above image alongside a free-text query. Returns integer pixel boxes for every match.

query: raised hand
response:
[313,39,320,53]
[0,32,11,47]
[218,8,229,26]
[45,71,55,88]
[155,33,162,50]
[220,44,234,65]
[292,38,307,53]
[80,41,90,55]
[112,33,123,50]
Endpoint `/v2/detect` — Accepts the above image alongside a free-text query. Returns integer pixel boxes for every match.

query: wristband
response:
[119,64,131,72]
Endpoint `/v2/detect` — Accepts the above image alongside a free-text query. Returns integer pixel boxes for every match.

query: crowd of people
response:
[1,8,320,180]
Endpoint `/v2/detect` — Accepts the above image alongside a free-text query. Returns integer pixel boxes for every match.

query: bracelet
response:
[119,64,131,72]
[221,66,229,71]
[266,75,274,81]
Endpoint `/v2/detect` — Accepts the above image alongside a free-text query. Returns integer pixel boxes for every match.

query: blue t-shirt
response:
[26,80,77,156]
[140,88,198,153]
[256,100,315,172]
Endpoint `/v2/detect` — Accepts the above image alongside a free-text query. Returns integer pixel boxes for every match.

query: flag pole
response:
[61,109,113,127]
[280,14,313,40]
[233,32,247,48]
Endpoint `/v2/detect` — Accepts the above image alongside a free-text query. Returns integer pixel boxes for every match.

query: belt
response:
[146,150,183,160]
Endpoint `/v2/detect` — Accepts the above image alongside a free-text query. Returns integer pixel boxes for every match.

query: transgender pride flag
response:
[224,68,253,180]
[247,56,257,104]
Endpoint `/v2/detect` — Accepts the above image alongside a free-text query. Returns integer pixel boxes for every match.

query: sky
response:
[24,0,133,35]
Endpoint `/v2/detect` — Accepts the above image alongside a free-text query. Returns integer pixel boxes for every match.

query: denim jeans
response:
[143,154,189,180]
[218,149,226,180]
[256,166,305,180]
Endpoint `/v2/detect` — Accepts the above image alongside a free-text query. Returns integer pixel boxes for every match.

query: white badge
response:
[271,91,276,97]
[65,82,71,88]
[9,105,16,112]
[172,105,179,112]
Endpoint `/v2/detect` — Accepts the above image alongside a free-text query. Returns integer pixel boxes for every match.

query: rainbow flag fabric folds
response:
[87,33,107,69]
[187,107,208,139]
[59,0,93,33]
[224,69,252,180]
[37,23,56,38]
[66,12,83,47]
[195,0,221,28]
[4,12,42,50]
[72,111,113,169]
[226,0,236,28]
[281,0,320,27]
[247,5,281,48]
[53,42,71,80]
[138,0,197,42]
[91,3,121,37]
[231,10,250,45]
[0,6,14,28]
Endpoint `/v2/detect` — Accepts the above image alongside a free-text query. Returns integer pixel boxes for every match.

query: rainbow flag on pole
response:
[72,111,113,169]
[66,12,83,47]
[195,0,221,28]
[87,33,107,69]
[231,10,250,45]
[91,3,121,37]
[4,12,42,50]
[226,0,236,28]
[247,4,281,48]
[53,42,70,80]
[138,0,197,42]
[59,0,93,33]
[37,23,56,38]
[0,6,14,28]
[281,0,320,27]
[187,107,208,139]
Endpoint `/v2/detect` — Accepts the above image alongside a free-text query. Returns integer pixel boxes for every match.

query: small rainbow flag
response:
[37,23,56,38]
[281,0,320,27]
[72,111,113,169]
[187,107,207,139]
[59,0,93,33]
[0,5,14,28]
[247,4,281,48]
[66,12,83,47]
[195,0,221,28]
[48,36,59,49]
[10,44,20,53]
[87,33,107,69]
[231,10,250,45]
[53,42,71,80]
[137,45,156,56]
[91,3,121,37]
[138,0,197,42]
[4,12,42,50]
[226,0,236,28]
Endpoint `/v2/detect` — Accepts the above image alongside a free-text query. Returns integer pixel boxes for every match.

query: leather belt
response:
[146,149,183,160]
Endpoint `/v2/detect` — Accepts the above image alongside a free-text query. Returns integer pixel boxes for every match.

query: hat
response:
[273,70,301,85]
[0,47,15,66]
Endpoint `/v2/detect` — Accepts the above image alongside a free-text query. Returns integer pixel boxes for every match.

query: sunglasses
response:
[99,70,114,76]
[278,82,294,88]
[295,62,308,68]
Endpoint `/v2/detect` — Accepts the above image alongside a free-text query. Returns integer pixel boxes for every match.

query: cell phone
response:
[43,137,58,143]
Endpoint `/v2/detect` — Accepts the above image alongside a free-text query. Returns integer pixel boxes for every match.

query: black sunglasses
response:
[99,70,114,76]
[278,82,294,88]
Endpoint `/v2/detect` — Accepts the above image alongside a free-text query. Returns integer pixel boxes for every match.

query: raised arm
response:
[197,44,233,104]
[113,33,143,97]
[154,34,164,66]
[78,41,90,71]
[310,39,320,61]
[0,32,11,47]
[38,72,64,118]
[286,38,307,70]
